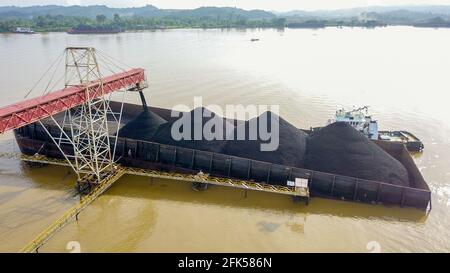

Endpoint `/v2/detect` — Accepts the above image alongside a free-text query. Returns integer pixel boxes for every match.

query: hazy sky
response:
[1,0,450,11]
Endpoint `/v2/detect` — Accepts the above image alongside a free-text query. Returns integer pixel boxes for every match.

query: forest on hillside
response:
[1,5,450,32]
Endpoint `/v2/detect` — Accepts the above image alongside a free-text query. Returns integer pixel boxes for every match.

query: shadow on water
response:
[409,151,425,159]
[64,186,158,253]
[19,163,79,194]
[24,164,428,224]
[107,175,429,223]
[109,203,157,251]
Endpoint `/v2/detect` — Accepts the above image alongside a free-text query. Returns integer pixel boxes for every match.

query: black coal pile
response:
[118,110,167,141]
[151,107,233,153]
[304,122,410,186]
[224,112,307,167]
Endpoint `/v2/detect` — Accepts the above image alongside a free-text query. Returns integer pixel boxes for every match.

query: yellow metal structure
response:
[125,167,309,197]
[20,167,126,253]
[22,155,309,197]
[20,154,309,253]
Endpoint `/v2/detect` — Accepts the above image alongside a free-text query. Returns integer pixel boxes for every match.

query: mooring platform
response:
[20,154,309,253]
[22,154,309,198]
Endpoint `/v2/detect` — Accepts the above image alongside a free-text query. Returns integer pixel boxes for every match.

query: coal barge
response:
[67,26,123,34]
[14,101,432,211]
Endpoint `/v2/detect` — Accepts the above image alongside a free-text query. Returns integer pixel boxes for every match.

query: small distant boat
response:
[12,27,35,34]
[250,38,260,42]
[67,27,123,34]
[327,106,424,151]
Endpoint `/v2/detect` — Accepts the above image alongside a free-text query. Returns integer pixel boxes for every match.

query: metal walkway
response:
[125,167,309,197]
[20,167,126,253]
[20,154,309,253]
[22,155,309,198]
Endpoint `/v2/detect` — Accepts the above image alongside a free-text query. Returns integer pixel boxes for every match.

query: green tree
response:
[271,18,286,27]
[35,16,47,28]
[96,14,107,24]
[113,14,121,23]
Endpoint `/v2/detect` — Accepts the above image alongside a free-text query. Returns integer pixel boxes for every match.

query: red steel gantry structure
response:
[0,47,147,185]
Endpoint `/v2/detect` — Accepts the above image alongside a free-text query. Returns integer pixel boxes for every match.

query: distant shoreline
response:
[2,25,450,34]
[3,5,450,33]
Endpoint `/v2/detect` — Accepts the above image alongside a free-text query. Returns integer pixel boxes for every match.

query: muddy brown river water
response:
[0,27,449,252]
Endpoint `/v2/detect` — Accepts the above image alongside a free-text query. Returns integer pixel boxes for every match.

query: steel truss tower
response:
[38,47,134,187]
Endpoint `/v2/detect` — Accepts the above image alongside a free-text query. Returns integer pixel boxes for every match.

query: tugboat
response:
[327,106,424,151]
[12,27,35,34]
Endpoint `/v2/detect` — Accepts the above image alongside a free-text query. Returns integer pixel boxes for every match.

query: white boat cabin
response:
[328,106,379,140]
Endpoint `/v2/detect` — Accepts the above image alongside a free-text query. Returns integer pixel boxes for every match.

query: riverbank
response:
[3,5,450,33]
[3,24,450,34]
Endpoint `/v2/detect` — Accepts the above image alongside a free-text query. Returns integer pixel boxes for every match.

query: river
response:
[0,27,449,252]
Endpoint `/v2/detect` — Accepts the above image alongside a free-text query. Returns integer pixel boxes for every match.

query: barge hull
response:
[14,109,432,210]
